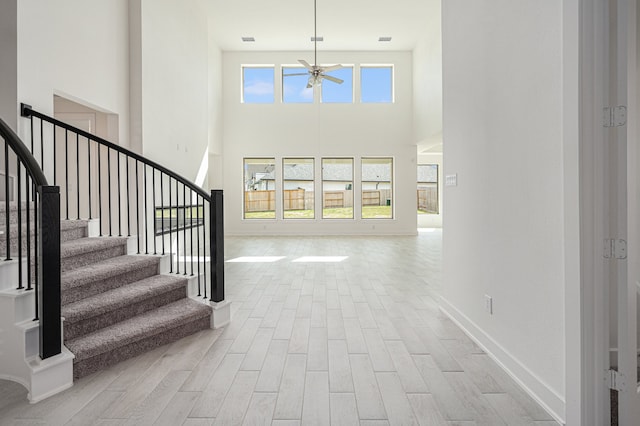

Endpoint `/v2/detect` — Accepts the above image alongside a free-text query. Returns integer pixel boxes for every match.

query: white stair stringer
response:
[0,259,74,403]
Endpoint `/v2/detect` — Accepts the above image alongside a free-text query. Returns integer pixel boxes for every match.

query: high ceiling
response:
[206,0,437,51]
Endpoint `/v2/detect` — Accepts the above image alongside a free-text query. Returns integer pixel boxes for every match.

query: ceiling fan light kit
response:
[284,0,344,88]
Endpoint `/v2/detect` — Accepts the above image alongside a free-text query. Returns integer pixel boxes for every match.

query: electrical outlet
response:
[484,294,493,315]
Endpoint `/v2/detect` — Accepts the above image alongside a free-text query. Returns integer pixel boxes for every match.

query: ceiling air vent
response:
[378,36,392,42]
[310,36,324,42]
[241,37,255,42]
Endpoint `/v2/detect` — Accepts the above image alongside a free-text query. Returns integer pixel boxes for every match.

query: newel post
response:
[38,185,61,359]
[210,190,224,303]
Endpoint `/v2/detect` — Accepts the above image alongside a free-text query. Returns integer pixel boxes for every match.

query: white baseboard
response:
[439,296,566,425]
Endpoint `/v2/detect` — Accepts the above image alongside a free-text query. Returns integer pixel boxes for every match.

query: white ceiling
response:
[206,0,437,52]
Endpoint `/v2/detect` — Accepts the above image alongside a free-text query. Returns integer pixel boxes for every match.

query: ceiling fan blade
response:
[298,59,314,70]
[321,64,343,72]
[322,74,344,84]
[283,73,309,77]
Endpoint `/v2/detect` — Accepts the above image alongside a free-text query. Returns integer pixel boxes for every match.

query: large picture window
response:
[243,158,276,219]
[360,66,393,103]
[361,157,393,219]
[242,66,274,103]
[322,158,354,219]
[283,158,315,219]
[417,164,438,214]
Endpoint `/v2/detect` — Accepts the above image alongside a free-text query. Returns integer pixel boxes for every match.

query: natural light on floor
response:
[292,256,348,263]
[226,256,286,263]
[418,228,438,233]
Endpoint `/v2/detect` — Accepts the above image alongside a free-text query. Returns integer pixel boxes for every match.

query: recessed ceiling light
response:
[378,36,392,42]
[241,37,255,42]
[311,36,324,42]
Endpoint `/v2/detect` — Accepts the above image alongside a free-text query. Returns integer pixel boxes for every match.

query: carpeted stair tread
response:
[65,298,211,361]
[61,255,161,304]
[62,274,187,322]
[59,220,89,232]
[61,237,127,259]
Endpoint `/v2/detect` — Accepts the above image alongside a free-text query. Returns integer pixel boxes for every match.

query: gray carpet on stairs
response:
[53,219,212,379]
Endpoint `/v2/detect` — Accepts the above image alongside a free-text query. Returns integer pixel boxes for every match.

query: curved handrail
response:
[21,105,208,201]
[0,117,48,186]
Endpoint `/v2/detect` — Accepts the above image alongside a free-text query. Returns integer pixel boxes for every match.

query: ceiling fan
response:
[284,0,344,88]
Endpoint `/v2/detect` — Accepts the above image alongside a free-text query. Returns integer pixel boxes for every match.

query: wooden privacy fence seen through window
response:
[417,187,438,213]
[245,190,275,212]
[245,189,310,212]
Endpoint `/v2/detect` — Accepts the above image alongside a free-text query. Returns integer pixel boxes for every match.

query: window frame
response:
[282,65,314,103]
[241,65,275,104]
[360,64,395,104]
[282,157,315,219]
[417,164,439,215]
[243,157,277,220]
[321,157,355,219]
[320,66,354,104]
[361,157,394,219]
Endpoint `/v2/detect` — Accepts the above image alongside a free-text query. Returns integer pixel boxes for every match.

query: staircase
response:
[58,220,212,378]
[0,106,229,402]
[0,210,213,379]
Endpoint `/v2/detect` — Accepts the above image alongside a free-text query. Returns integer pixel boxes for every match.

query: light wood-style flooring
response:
[0,231,560,425]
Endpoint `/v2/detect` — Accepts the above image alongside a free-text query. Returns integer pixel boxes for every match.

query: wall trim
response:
[439,297,566,425]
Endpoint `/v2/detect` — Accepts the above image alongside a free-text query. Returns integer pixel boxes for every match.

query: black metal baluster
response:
[29,116,34,154]
[16,161,22,289]
[107,148,112,236]
[65,130,69,220]
[144,164,149,254]
[135,160,140,253]
[4,141,11,261]
[175,178,179,275]
[53,125,57,186]
[88,138,92,219]
[40,119,44,172]
[169,177,173,273]
[202,201,207,299]
[160,172,164,255]
[98,145,103,236]
[190,189,194,276]
[183,185,187,275]
[76,133,80,219]
[196,194,201,296]
[117,152,122,236]
[25,178,31,291]
[152,169,157,254]
[34,183,38,313]
[126,157,131,236]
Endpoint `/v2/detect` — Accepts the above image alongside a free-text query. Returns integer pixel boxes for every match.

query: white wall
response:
[16,0,130,147]
[412,0,442,150]
[208,41,223,189]
[417,153,442,228]
[139,0,209,183]
[441,0,572,422]
[0,0,17,130]
[222,51,416,235]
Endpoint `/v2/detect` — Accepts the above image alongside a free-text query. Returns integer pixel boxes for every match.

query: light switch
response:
[445,174,458,187]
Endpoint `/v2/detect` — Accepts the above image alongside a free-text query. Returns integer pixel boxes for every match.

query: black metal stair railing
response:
[20,104,224,304]
[0,117,61,360]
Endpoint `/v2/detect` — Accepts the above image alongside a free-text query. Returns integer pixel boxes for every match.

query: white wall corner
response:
[209,300,231,329]
[439,297,566,425]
